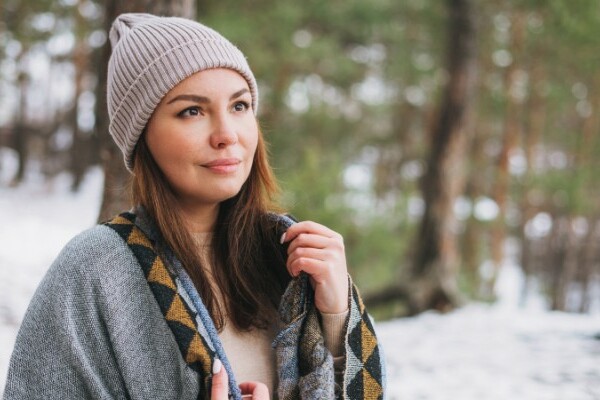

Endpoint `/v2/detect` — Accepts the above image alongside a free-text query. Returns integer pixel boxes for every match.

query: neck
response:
[178,201,219,233]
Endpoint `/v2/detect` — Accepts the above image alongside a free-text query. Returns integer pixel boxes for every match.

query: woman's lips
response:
[202,158,241,174]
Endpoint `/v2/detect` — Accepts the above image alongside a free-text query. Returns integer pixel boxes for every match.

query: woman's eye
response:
[233,101,250,112]
[178,107,201,117]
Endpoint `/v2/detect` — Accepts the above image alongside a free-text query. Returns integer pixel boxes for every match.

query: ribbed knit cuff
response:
[320,310,349,357]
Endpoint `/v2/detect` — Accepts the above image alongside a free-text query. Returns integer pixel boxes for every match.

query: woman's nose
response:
[209,113,238,149]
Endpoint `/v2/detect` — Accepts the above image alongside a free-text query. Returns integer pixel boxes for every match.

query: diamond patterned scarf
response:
[105,211,385,399]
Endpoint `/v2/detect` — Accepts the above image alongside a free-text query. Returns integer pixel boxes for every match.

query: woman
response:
[4,13,384,400]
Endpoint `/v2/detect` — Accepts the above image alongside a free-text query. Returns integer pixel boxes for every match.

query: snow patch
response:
[379,304,600,399]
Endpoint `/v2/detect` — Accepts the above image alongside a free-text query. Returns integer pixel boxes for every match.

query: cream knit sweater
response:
[194,233,348,395]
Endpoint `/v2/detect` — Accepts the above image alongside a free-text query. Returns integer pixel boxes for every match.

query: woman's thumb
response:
[211,359,229,399]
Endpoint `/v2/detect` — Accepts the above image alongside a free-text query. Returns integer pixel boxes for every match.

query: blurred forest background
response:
[1,0,599,319]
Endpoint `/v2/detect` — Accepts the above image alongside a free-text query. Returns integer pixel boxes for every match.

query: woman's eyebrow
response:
[229,88,249,100]
[166,88,250,105]
[167,94,209,104]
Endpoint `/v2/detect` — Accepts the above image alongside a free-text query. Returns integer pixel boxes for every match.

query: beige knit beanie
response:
[107,13,258,171]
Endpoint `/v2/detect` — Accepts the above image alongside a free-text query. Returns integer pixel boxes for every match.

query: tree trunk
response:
[97,0,197,222]
[461,46,492,300]
[487,11,526,299]
[579,218,599,313]
[461,121,484,297]
[70,1,89,192]
[548,216,578,311]
[409,0,477,314]
[519,61,546,306]
[11,70,28,186]
[568,72,600,313]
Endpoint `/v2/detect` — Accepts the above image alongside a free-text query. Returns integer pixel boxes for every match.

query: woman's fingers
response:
[286,233,337,254]
[212,361,270,399]
[239,381,270,399]
[281,221,339,244]
[281,221,349,314]
[211,359,229,400]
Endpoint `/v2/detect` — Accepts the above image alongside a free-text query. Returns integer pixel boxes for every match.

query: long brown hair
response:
[131,126,290,331]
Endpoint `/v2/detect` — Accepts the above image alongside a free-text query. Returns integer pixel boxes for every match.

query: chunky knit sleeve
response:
[3,225,200,400]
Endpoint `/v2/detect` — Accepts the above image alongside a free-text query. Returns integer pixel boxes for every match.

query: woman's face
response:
[145,68,258,212]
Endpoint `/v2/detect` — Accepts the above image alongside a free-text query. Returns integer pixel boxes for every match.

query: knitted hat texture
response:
[107,13,258,171]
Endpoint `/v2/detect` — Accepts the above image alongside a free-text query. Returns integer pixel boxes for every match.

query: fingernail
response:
[280,232,286,244]
[212,358,222,374]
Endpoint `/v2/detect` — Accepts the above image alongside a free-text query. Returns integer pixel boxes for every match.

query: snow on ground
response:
[1,153,599,399]
[0,151,104,394]
[379,305,600,399]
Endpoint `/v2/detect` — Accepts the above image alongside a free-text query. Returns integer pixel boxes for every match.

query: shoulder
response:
[37,224,142,301]
[52,224,135,275]
[14,224,142,342]
[25,223,156,331]
[63,223,131,256]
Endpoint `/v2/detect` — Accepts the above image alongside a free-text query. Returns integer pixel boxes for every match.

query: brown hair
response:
[131,126,290,331]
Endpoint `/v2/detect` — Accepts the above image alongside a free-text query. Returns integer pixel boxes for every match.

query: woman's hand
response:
[211,359,270,399]
[281,221,349,314]
[239,382,270,399]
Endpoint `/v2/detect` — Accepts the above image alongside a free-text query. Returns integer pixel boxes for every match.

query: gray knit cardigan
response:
[3,211,385,399]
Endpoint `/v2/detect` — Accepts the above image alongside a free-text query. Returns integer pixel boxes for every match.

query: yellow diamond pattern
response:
[127,227,153,248]
[166,295,196,330]
[147,258,176,291]
[362,369,383,400]
[361,321,377,361]
[186,334,213,375]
